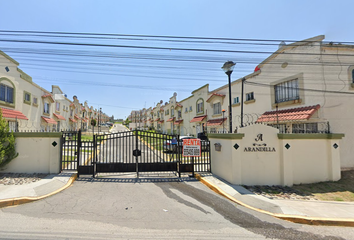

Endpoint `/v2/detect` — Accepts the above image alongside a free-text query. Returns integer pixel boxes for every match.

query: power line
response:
[2,29,354,45]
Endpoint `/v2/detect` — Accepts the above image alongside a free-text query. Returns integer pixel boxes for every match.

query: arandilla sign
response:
[244,134,276,152]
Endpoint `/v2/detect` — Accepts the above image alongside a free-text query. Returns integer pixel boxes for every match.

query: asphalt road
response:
[0,173,352,240]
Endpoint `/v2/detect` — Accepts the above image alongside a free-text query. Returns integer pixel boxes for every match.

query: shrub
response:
[0,109,18,167]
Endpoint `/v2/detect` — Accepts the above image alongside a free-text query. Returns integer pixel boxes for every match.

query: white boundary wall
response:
[209,125,343,186]
[0,132,61,174]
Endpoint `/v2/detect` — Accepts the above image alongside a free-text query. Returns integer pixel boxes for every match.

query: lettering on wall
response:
[244,133,276,152]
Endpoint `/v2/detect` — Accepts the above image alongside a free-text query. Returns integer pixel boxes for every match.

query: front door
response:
[196,124,201,136]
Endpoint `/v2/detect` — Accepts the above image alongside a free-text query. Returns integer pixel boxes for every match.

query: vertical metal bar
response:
[115,133,118,163]
[241,77,245,128]
[135,129,139,178]
[109,133,111,163]
[60,133,64,172]
[178,133,181,178]
[77,130,82,178]
[148,131,151,164]
[93,134,96,178]
[191,156,195,177]
[129,131,131,164]
[208,141,212,172]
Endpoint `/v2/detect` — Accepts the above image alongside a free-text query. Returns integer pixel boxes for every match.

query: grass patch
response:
[81,134,94,141]
[292,170,354,201]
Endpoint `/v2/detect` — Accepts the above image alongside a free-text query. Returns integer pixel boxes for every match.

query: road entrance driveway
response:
[0,173,348,240]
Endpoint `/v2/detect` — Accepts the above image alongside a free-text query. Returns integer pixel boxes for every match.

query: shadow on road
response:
[75,172,200,183]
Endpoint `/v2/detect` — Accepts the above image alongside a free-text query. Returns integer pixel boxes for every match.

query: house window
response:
[56,102,60,111]
[246,92,254,101]
[8,121,16,132]
[196,99,204,114]
[233,97,239,104]
[70,109,73,117]
[33,97,38,106]
[44,102,50,114]
[178,110,182,119]
[157,112,160,118]
[24,92,31,104]
[274,79,299,103]
[185,107,188,113]
[269,123,287,133]
[165,109,169,115]
[189,106,192,112]
[0,84,14,104]
[171,108,174,117]
[213,102,221,115]
[292,123,318,133]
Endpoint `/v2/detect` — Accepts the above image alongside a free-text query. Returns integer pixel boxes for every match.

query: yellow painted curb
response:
[195,173,354,227]
[0,173,78,209]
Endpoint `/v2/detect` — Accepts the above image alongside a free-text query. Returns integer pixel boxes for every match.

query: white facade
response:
[133,35,354,169]
[0,50,107,132]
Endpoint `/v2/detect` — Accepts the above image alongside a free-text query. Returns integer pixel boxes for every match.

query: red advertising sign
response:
[182,139,201,157]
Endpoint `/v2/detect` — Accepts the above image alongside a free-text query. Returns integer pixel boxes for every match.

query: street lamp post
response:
[240,77,245,127]
[100,107,102,131]
[222,61,236,133]
[222,109,226,133]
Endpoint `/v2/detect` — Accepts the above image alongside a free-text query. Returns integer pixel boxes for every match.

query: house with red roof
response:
[0,50,105,132]
[132,35,354,169]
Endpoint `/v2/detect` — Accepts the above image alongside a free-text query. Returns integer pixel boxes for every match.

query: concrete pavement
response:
[195,173,354,227]
[0,172,77,208]
[0,170,354,227]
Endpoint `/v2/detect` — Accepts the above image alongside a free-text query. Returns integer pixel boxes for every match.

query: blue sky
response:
[1,0,353,119]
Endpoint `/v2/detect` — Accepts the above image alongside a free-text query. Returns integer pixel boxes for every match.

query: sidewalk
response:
[0,171,353,226]
[196,173,354,226]
[0,172,76,208]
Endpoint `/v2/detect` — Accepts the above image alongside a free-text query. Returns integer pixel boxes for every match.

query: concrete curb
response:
[195,173,354,227]
[0,173,77,209]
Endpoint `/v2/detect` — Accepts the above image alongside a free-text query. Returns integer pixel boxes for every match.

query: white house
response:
[134,35,354,169]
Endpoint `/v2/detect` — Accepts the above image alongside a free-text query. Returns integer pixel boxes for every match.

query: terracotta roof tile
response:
[166,117,175,122]
[206,93,225,102]
[69,118,77,123]
[42,94,55,103]
[53,113,66,121]
[41,116,57,124]
[0,108,28,120]
[174,119,183,125]
[257,105,320,123]
[190,115,207,123]
[206,118,227,126]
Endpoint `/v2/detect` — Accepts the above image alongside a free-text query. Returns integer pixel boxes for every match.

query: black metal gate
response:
[61,130,211,177]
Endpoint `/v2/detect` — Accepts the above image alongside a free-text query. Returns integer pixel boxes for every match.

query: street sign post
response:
[182,138,201,157]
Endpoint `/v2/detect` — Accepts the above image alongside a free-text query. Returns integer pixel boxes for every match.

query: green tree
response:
[0,109,18,167]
